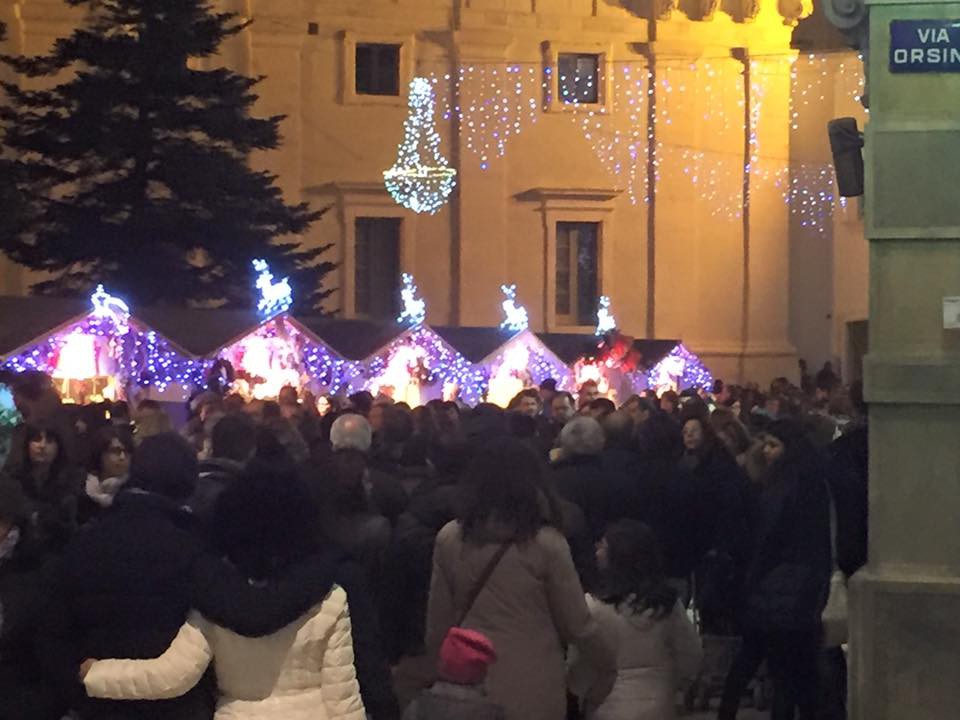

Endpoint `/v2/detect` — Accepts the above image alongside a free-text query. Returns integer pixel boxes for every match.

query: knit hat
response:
[438,628,497,685]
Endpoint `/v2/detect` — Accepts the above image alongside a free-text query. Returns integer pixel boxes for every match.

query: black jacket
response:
[668,445,751,579]
[743,458,832,632]
[0,530,65,720]
[2,466,81,554]
[552,454,616,541]
[189,457,244,528]
[827,424,868,578]
[37,490,211,720]
[381,481,460,661]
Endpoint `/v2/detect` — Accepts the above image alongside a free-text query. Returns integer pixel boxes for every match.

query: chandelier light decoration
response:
[383,77,457,214]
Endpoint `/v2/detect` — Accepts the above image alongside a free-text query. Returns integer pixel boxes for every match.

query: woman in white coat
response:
[80,458,367,720]
[570,520,703,720]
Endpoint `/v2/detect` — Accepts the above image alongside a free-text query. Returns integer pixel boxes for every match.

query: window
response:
[558,53,600,104]
[355,217,401,319]
[355,43,400,96]
[556,222,600,326]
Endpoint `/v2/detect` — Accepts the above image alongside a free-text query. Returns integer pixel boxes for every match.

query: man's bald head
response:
[330,413,373,453]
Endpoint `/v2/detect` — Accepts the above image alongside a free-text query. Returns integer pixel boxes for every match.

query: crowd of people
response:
[0,360,868,720]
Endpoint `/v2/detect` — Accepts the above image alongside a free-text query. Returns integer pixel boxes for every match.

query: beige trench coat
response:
[427,521,616,720]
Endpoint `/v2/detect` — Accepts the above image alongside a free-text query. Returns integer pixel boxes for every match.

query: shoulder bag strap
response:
[455,541,511,627]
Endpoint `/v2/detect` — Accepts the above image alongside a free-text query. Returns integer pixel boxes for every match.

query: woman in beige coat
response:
[426,438,616,720]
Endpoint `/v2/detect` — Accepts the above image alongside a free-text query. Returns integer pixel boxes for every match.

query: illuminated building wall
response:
[0,0,868,385]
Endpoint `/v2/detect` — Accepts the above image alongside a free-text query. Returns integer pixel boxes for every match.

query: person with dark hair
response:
[672,412,751,633]
[2,423,80,552]
[718,420,831,720]
[537,391,577,453]
[79,425,135,523]
[570,520,702,720]
[587,397,616,421]
[621,395,656,433]
[659,390,680,418]
[188,413,257,526]
[37,433,209,720]
[348,390,375,417]
[372,404,432,498]
[578,380,601,411]
[80,458,370,720]
[384,434,467,661]
[0,479,68,720]
[427,438,616,720]
[510,388,542,419]
[539,378,558,418]
[313,449,391,595]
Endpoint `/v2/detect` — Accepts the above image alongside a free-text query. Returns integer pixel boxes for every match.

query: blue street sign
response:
[890,20,960,73]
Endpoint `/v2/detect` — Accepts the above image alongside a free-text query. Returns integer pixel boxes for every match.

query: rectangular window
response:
[556,222,600,326]
[558,53,600,104]
[355,43,401,96]
[355,217,401,319]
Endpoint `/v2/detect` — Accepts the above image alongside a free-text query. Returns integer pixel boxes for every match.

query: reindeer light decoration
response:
[252,259,293,320]
[595,295,617,336]
[90,284,131,334]
[397,273,426,326]
[500,284,529,332]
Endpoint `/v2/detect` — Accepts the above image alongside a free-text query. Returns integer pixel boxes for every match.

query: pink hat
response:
[438,628,497,685]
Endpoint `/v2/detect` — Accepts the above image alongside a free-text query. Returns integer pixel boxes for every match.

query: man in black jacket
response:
[188,413,256,526]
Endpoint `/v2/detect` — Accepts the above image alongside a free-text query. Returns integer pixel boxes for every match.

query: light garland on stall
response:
[645,343,714,394]
[384,77,457,214]
[361,326,487,407]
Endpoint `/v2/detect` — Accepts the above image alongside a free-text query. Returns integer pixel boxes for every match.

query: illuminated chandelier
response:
[383,77,457,214]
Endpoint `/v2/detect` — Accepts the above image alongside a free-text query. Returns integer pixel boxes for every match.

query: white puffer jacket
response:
[84,585,366,720]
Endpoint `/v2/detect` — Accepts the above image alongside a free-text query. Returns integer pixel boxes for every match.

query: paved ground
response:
[685,710,765,719]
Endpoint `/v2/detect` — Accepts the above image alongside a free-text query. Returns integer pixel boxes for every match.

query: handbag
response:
[821,482,849,647]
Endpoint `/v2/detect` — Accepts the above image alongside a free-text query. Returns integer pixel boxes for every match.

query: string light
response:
[384,77,457,214]
[397,273,427,326]
[645,343,714,394]
[359,326,486,406]
[426,53,865,233]
[500,284,529,332]
[252,258,293,319]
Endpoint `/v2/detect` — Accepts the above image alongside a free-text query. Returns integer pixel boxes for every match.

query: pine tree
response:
[0,0,332,309]
[0,19,24,245]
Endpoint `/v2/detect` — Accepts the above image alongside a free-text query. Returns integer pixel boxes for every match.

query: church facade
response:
[0,0,868,384]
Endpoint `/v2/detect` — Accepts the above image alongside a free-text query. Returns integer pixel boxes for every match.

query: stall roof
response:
[535,333,603,365]
[630,339,683,370]
[0,295,93,358]
[299,318,410,361]
[134,305,266,358]
[535,333,681,370]
[431,326,522,363]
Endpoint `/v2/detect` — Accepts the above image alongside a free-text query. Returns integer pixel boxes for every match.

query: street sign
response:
[890,20,960,73]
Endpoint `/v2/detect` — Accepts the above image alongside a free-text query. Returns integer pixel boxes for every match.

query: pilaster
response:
[826,0,960,717]
[451,31,515,326]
